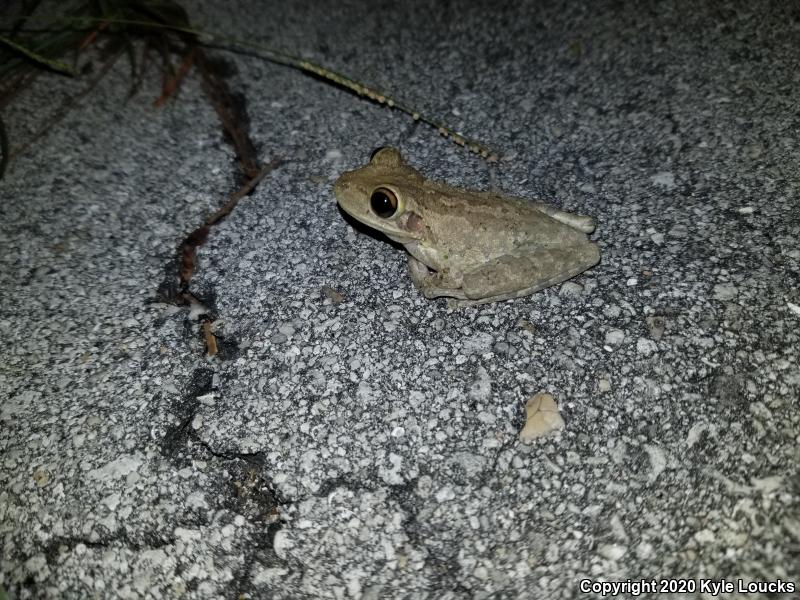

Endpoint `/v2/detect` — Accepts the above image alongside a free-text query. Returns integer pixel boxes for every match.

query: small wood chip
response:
[519,392,564,442]
[203,320,218,357]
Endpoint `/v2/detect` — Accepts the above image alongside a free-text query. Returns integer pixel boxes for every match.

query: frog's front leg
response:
[456,243,601,307]
[407,256,470,300]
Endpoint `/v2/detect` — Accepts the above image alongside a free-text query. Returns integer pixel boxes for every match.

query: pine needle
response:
[0,33,77,75]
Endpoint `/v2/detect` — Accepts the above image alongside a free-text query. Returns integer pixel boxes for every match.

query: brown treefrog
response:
[334,148,600,307]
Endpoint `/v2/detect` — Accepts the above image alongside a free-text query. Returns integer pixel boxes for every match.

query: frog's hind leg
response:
[455,243,601,307]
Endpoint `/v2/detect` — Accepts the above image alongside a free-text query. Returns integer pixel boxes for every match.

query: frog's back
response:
[418,181,589,256]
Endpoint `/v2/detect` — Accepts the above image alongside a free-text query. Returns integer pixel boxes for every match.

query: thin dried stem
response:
[5,13,499,160]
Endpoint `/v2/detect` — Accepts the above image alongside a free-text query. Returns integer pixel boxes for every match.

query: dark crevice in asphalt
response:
[148,48,292,594]
[427,551,472,598]
[225,461,297,600]
[159,368,293,596]
[160,369,272,471]
[160,367,213,460]
[306,472,476,588]
[312,473,370,498]
[43,528,177,562]
[153,46,283,358]
[196,51,261,181]
[202,448,295,599]
[211,331,241,360]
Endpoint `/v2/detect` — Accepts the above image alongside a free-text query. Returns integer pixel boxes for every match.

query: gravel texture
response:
[1,1,798,598]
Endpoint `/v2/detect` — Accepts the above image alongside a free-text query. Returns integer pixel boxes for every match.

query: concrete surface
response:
[1,1,798,598]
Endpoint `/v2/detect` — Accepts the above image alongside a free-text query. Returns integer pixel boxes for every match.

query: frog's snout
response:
[332,171,354,203]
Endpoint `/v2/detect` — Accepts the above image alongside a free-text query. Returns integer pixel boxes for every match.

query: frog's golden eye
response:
[370,187,399,218]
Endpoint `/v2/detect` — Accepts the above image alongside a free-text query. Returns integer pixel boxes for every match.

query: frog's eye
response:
[370,187,399,218]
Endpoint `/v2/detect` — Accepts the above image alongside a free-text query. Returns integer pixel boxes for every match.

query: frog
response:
[333,147,600,307]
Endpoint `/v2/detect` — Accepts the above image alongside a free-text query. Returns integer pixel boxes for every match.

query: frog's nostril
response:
[370,187,398,218]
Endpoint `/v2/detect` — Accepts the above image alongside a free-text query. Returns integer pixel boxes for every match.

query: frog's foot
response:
[407,256,468,300]
[453,243,601,307]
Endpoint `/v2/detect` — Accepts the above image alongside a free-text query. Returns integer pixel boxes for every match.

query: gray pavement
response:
[1,1,798,598]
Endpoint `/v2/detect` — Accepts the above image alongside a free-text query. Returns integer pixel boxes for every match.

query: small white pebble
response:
[650,171,676,189]
[694,529,715,544]
[597,544,627,560]
[637,338,658,356]
[635,542,653,559]
[560,281,583,297]
[605,330,625,346]
[713,284,738,301]
[435,486,455,503]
